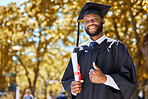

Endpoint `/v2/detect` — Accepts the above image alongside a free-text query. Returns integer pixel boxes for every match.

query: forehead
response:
[83,13,101,20]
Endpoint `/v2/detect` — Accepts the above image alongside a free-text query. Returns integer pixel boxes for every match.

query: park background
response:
[0,0,148,99]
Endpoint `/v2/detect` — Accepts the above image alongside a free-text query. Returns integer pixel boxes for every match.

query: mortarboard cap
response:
[78,2,111,20]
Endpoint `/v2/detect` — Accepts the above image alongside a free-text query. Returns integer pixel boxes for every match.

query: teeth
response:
[89,26,96,29]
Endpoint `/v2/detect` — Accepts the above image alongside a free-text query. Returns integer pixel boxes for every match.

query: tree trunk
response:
[129,9,142,74]
[45,81,47,99]
[141,32,148,72]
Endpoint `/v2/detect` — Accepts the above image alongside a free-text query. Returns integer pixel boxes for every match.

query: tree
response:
[15,0,67,97]
[0,2,23,92]
[0,0,68,98]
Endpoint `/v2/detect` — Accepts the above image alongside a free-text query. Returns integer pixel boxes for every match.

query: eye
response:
[93,18,99,22]
[84,20,89,24]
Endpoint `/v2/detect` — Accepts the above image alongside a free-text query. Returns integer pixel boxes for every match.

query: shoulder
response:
[23,95,27,98]
[73,41,89,52]
[23,95,27,97]
[107,37,125,46]
[30,94,34,98]
[106,37,127,51]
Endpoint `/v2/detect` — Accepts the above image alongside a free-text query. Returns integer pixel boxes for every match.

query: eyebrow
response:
[84,15,100,20]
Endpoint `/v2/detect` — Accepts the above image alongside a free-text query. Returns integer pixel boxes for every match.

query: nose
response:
[90,19,95,24]
[87,20,95,25]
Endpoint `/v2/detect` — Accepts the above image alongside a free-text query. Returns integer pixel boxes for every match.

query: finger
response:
[71,84,82,90]
[89,75,96,83]
[71,80,84,85]
[71,84,81,88]
[93,62,100,70]
[89,69,96,76]
[71,81,81,85]
[73,87,82,94]
[89,71,93,75]
[89,73,91,77]
[71,84,82,91]
[71,81,83,89]
[78,88,82,93]
[90,69,95,72]
[89,75,92,80]
[89,73,93,79]
[89,76,93,83]
[71,84,81,89]
[72,87,82,94]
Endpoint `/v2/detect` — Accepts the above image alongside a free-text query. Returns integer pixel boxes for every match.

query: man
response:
[23,89,34,99]
[61,2,136,99]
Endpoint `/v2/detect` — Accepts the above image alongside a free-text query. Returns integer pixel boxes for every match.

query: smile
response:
[88,25,97,30]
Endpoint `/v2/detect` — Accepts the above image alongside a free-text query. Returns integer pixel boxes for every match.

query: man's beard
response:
[85,22,103,37]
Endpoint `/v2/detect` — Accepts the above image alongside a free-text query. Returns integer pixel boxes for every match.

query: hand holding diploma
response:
[71,53,83,95]
[71,80,84,95]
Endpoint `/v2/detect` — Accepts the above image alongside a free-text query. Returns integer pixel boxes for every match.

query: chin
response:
[90,33,96,35]
[89,30,97,34]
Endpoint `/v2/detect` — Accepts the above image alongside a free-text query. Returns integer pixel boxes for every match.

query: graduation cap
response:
[76,2,111,47]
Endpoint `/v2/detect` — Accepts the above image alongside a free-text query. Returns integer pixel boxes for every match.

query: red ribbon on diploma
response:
[74,64,81,81]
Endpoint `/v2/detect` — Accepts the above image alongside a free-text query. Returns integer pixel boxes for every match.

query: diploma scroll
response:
[71,53,81,81]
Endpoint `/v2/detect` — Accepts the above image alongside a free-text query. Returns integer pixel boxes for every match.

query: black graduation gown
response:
[61,38,136,99]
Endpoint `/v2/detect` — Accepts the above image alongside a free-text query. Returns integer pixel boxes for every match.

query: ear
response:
[102,19,105,24]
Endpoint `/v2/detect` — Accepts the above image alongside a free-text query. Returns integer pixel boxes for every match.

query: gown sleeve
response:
[110,42,137,99]
[61,58,75,98]
[61,47,82,99]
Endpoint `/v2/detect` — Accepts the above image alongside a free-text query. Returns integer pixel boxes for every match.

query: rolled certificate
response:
[71,53,81,81]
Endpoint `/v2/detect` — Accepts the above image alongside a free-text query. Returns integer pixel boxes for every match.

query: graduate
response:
[61,2,136,99]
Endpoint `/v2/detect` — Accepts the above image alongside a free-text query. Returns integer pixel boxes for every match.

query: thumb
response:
[80,80,84,83]
[93,62,99,70]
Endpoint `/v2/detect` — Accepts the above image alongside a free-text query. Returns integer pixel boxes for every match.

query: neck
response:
[90,32,103,41]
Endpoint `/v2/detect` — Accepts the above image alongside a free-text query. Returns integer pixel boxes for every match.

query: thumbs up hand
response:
[89,62,107,84]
